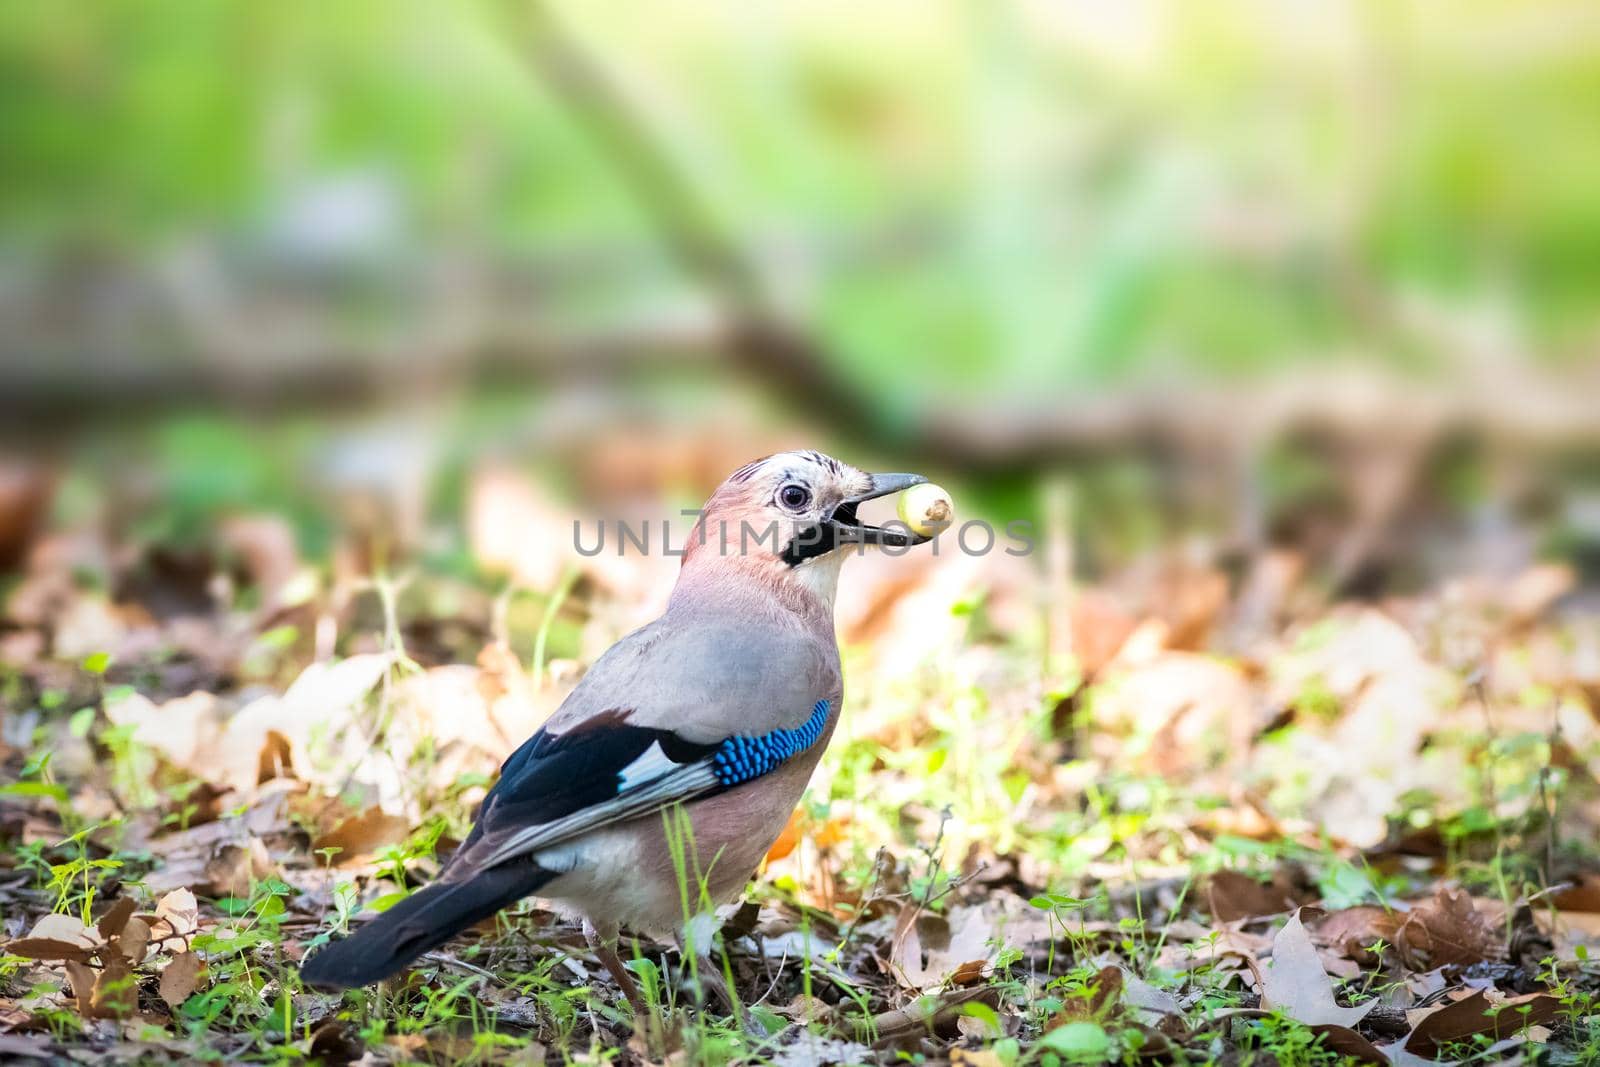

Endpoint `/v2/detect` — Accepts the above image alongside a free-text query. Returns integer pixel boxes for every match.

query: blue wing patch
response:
[712,699,829,786]
[460,699,833,870]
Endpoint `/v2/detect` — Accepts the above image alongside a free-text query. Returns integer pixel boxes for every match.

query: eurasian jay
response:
[300,451,932,1007]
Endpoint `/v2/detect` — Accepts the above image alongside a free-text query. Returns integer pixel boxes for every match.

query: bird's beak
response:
[831,472,931,548]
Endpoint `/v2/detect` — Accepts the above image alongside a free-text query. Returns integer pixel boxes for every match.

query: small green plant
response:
[1029,891,1094,976]
[44,824,123,923]
[1236,1013,1350,1066]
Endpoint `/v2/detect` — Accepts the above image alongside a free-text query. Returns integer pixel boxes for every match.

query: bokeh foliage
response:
[5,0,1599,401]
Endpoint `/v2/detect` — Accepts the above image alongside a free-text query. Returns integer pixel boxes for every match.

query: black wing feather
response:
[454,712,717,862]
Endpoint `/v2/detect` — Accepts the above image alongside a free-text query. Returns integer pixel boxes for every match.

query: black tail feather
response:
[299,864,554,990]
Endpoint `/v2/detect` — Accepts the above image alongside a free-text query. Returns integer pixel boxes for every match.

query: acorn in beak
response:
[831,473,930,548]
[781,472,930,566]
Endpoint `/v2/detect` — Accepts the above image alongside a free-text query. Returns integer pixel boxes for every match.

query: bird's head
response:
[678,450,931,610]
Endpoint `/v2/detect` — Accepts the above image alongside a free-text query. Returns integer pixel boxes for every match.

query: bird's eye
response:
[778,484,811,511]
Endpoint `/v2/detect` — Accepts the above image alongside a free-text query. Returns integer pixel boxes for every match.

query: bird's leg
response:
[676,932,763,1037]
[583,918,649,1020]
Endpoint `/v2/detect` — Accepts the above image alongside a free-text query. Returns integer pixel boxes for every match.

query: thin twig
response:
[421,951,499,983]
[834,847,892,954]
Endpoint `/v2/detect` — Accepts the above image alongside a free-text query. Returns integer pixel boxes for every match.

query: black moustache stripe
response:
[781,523,839,567]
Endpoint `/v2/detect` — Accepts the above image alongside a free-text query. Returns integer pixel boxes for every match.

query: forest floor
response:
[3,475,1600,1066]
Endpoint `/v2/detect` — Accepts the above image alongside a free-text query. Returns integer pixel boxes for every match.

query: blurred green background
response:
[3,0,1600,598]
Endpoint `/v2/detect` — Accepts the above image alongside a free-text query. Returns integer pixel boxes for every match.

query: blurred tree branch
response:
[509,0,891,453]
[1,0,1596,495]
[503,0,1600,473]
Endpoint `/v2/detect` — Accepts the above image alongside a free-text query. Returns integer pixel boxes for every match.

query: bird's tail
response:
[299,863,555,990]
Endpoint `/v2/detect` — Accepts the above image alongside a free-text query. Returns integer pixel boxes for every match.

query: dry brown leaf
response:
[159,952,203,1010]
[1319,950,1363,980]
[1264,610,1460,847]
[115,917,151,965]
[1207,869,1303,922]
[28,912,97,945]
[1153,560,1230,652]
[63,959,97,1017]
[144,824,276,897]
[1258,911,1376,1028]
[102,690,226,776]
[148,888,200,950]
[1311,905,1400,965]
[1504,562,1575,625]
[1396,887,1505,969]
[1533,906,1600,959]
[1119,966,1181,1020]
[156,887,200,930]
[812,814,851,850]
[889,904,995,992]
[1550,873,1600,913]
[1154,920,1272,974]
[217,512,302,609]
[4,937,96,963]
[0,456,51,569]
[770,993,833,1025]
[1404,990,1561,1058]
[870,986,1000,1047]
[206,839,277,898]
[257,729,294,784]
[311,806,412,866]
[763,809,804,865]
[1097,652,1257,776]
[1308,1024,1388,1064]
[889,906,932,991]
[468,467,582,592]
[947,959,987,987]
[890,896,1039,993]
[1405,968,1449,1001]
[1068,591,1139,677]
[306,1020,366,1064]
[1125,1022,1183,1060]
[215,654,392,794]
[1197,798,1283,840]
[91,955,138,1019]
[5,913,100,962]
[95,897,137,940]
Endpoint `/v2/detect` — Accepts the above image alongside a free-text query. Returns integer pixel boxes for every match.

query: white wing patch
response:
[617,741,680,791]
